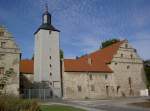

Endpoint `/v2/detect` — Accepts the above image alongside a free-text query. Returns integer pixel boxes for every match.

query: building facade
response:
[62,40,146,99]
[0,26,21,95]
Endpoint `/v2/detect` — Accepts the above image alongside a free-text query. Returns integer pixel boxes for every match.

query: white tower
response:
[34,5,61,97]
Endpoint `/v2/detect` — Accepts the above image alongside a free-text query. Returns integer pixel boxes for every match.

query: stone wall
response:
[62,41,146,99]
[109,41,147,97]
[0,26,20,95]
[62,71,112,99]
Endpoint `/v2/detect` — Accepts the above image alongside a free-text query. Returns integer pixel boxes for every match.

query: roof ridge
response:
[79,40,125,59]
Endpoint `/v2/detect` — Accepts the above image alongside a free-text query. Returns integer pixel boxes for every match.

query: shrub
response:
[0,95,40,111]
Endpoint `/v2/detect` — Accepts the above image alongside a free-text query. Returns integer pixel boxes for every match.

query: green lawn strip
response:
[40,105,86,111]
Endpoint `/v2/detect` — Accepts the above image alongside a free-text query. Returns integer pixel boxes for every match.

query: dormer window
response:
[88,58,92,65]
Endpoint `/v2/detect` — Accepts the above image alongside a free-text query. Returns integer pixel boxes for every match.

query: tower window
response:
[50,72,52,76]
[49,56,51,59]
[0,67,4,75]
[134,49,137,53]
[50,82,52,85]
[49,31,51,34]
[115,62,118,65]
[91,85,95,91]
[77,85,82,92]
[49,64,52,67]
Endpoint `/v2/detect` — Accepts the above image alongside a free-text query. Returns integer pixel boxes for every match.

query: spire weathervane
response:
[45,2,48,12]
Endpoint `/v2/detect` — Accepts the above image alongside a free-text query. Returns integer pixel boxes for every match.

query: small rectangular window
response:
[50,72,52,76]
[89,74,93,80]
[1,42,6,48]
[130,54,133,59]
[105,75,108,80]
[0,67,4,75]
[0,84,4,89]
[125,44,128,48]
[121,54,123,57]
[0,54,5,60]
[0,31,4,36]
[91,85,95,91]
[77,85,82,92]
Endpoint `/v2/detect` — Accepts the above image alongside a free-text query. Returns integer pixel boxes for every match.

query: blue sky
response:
[0,0,150,60]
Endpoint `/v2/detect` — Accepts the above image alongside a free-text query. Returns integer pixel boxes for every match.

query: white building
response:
[33,6,62,97]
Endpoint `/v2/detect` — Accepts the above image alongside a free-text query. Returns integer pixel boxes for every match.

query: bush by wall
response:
[0,95,40,111]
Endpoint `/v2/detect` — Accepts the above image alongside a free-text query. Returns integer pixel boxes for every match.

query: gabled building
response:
[0,26,21,95]
[62,40,146,99]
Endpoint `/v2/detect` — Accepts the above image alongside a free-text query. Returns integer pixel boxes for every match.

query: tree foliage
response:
[100,39,120,49]
[144,60,150,87]
[60,49,64,59]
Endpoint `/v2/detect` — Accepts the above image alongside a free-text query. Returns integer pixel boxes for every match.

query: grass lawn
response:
[40,105,86,111]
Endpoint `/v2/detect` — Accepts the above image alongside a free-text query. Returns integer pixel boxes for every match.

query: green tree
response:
[60,49,64,59]
[100,39,120,49]
[144,60,150,88]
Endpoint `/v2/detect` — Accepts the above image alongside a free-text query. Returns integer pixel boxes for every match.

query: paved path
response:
[41,102,103,111]
[41,97,150,111]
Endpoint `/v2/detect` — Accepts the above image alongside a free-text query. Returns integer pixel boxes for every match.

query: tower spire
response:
[42,2,51,24]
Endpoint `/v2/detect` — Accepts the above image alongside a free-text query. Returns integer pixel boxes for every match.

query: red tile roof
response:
[64,40,125,72]
[20,60,33,74]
